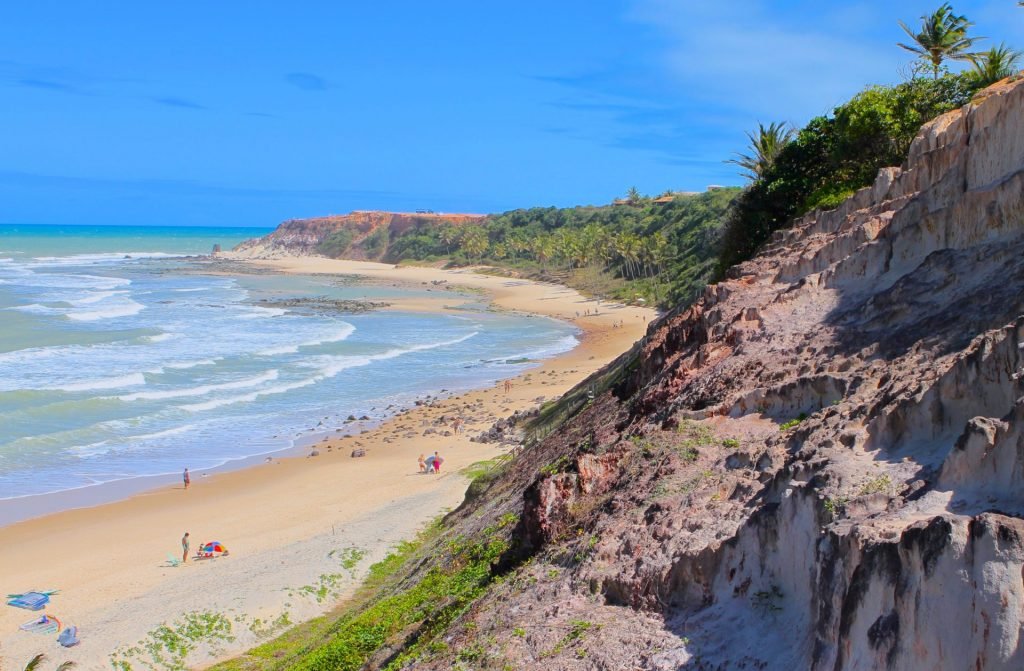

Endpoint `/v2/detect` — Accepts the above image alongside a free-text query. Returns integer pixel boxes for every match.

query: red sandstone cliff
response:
[398,78,1024,670]
[232,210,485,260]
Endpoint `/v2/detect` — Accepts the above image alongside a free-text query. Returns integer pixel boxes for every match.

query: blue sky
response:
[1,1,1021,227]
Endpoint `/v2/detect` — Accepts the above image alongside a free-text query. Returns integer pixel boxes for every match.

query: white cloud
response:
[626,0,906,124]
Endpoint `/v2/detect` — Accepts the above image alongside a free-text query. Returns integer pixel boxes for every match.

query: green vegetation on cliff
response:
[717,72,988,273]
[212,512,521,671]
[322,189,738,309]
[718,2,1018,272]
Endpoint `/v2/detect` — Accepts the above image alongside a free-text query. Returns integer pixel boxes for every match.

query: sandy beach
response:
[0,258,654,670]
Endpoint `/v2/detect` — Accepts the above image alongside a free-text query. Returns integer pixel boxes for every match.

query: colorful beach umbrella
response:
[200,541,227,553]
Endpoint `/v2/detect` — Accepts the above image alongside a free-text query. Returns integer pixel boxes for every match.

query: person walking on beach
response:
[182,532,190,563]
[432,451,443,474]
[183,468,190,490]
[417,454,426,473]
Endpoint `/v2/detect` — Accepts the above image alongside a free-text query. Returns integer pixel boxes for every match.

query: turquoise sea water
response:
[0,224,577,503]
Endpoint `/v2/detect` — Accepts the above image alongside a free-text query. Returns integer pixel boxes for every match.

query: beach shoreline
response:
[0,257,655,670]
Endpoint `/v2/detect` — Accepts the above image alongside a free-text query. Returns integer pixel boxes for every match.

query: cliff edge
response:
[404,77,1024,670]
[232,210,484,259]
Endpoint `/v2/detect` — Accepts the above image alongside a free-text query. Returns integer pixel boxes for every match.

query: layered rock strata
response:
[409,78,1024,670]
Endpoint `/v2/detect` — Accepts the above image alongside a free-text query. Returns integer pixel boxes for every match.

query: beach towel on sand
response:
[19,614,61,634]
[58,624,80,647]
[6,591,52,611]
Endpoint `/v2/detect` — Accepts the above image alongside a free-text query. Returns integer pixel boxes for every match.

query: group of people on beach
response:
[418,451,444,474]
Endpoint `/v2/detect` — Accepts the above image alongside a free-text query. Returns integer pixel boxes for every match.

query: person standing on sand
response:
[183,468,190,490]
[417,454,426,473]
[182,532,190,563]
[432,451,444,474]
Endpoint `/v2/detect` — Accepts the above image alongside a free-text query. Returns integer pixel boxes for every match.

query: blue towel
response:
[58,625,80,647]
[6,592,50,610]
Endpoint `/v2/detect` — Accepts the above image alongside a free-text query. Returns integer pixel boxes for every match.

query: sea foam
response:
[180,378,317,412]
[256,322,356,356]
[48,372,147,392]
[119,370,279,401]
[67,298,145,321]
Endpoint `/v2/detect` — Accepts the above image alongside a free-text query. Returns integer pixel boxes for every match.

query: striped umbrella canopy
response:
[200,541,227,553]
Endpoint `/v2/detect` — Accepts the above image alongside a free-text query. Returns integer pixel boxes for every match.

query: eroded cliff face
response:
[405,78,1024,670]
[232,210,484,259]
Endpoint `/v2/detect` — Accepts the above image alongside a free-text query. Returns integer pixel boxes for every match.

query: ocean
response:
[0,224,578,507]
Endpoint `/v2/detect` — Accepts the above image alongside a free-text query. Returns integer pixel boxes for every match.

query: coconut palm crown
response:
[970,43,1023,86]
[725,121,794,181]
[898,3,984,78]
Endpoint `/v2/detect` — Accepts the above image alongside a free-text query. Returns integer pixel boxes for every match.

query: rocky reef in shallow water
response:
[253,296,389,315]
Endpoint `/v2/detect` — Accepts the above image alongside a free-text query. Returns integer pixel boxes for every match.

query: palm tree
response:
[458,227,489,262]
[614,233,642,280]
[649,231,669,276]
[897,3,984,78]
[579,223,607,268]
[726,122,794,181]
[551,230,577,268]
[648,231,670,303]
[969,43,1022,86]
[626,186,642,206]
[438,225,459,256]
[529,235,552,271]
[505,232,529,262]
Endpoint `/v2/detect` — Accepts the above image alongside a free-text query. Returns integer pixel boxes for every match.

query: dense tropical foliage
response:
[381,189,739,307]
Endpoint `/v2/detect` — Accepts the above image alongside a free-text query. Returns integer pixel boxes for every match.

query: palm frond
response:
[725,122,794,181]
[896,3,984,76]
[23,654,46,671]
[970,43,1023,85]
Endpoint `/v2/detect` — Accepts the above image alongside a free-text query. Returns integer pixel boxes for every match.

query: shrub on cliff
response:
[317,228,355,258]
[361,226,390,260]
[718,73,984,273]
